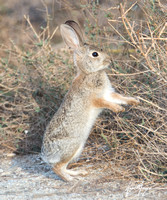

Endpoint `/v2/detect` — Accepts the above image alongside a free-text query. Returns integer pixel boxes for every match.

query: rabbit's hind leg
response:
[53,144,88,181]
[53,162,74,182]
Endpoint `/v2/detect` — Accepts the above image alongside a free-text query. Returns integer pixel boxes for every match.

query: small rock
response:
[1,172,11,176]
[6,153,16,157]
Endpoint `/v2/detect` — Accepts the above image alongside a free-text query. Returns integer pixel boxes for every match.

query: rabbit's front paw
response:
[127,97,140,106]
[112,105,125,113]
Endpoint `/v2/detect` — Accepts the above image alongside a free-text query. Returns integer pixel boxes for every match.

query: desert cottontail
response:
[41,20,139,181]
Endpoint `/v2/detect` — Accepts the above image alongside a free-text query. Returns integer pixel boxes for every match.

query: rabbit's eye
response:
[92,52,99,57]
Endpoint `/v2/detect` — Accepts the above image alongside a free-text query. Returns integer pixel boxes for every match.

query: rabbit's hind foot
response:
[53,164,73,182]
[65,168,88,176]
[53,163,88,182]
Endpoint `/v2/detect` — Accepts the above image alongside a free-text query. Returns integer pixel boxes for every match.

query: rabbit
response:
[41,20,140,181]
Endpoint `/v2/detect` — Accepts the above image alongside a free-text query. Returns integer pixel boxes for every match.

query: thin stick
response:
[24,15,41,42]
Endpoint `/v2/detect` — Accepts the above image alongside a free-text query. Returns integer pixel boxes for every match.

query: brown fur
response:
[92,97,125,112]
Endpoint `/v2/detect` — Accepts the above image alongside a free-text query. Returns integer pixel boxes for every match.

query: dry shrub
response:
[80,1,167,182]
[0,13,75,152]
[0,0,167,182]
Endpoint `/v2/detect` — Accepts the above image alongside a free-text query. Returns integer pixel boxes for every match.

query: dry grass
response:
[0,0,167,182]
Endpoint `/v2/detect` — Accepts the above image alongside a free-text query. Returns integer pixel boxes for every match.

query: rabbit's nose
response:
[104,57,112,67]
[106,57,112,63]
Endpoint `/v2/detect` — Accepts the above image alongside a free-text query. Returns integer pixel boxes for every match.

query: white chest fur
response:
[83,107,101,139]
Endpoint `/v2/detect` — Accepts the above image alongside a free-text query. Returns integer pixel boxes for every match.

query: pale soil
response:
[0,153,167,200]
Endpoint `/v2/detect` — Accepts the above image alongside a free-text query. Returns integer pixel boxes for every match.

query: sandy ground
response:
[0,153,167,200]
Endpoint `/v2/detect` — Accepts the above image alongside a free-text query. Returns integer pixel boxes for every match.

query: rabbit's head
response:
[60,20,111,74]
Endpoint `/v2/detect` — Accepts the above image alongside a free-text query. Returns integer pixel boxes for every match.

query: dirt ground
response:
[0,153,167,200]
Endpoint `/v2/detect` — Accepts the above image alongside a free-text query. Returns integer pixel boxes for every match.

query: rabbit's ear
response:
[60,23,81,50]
[65,20,84,45]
